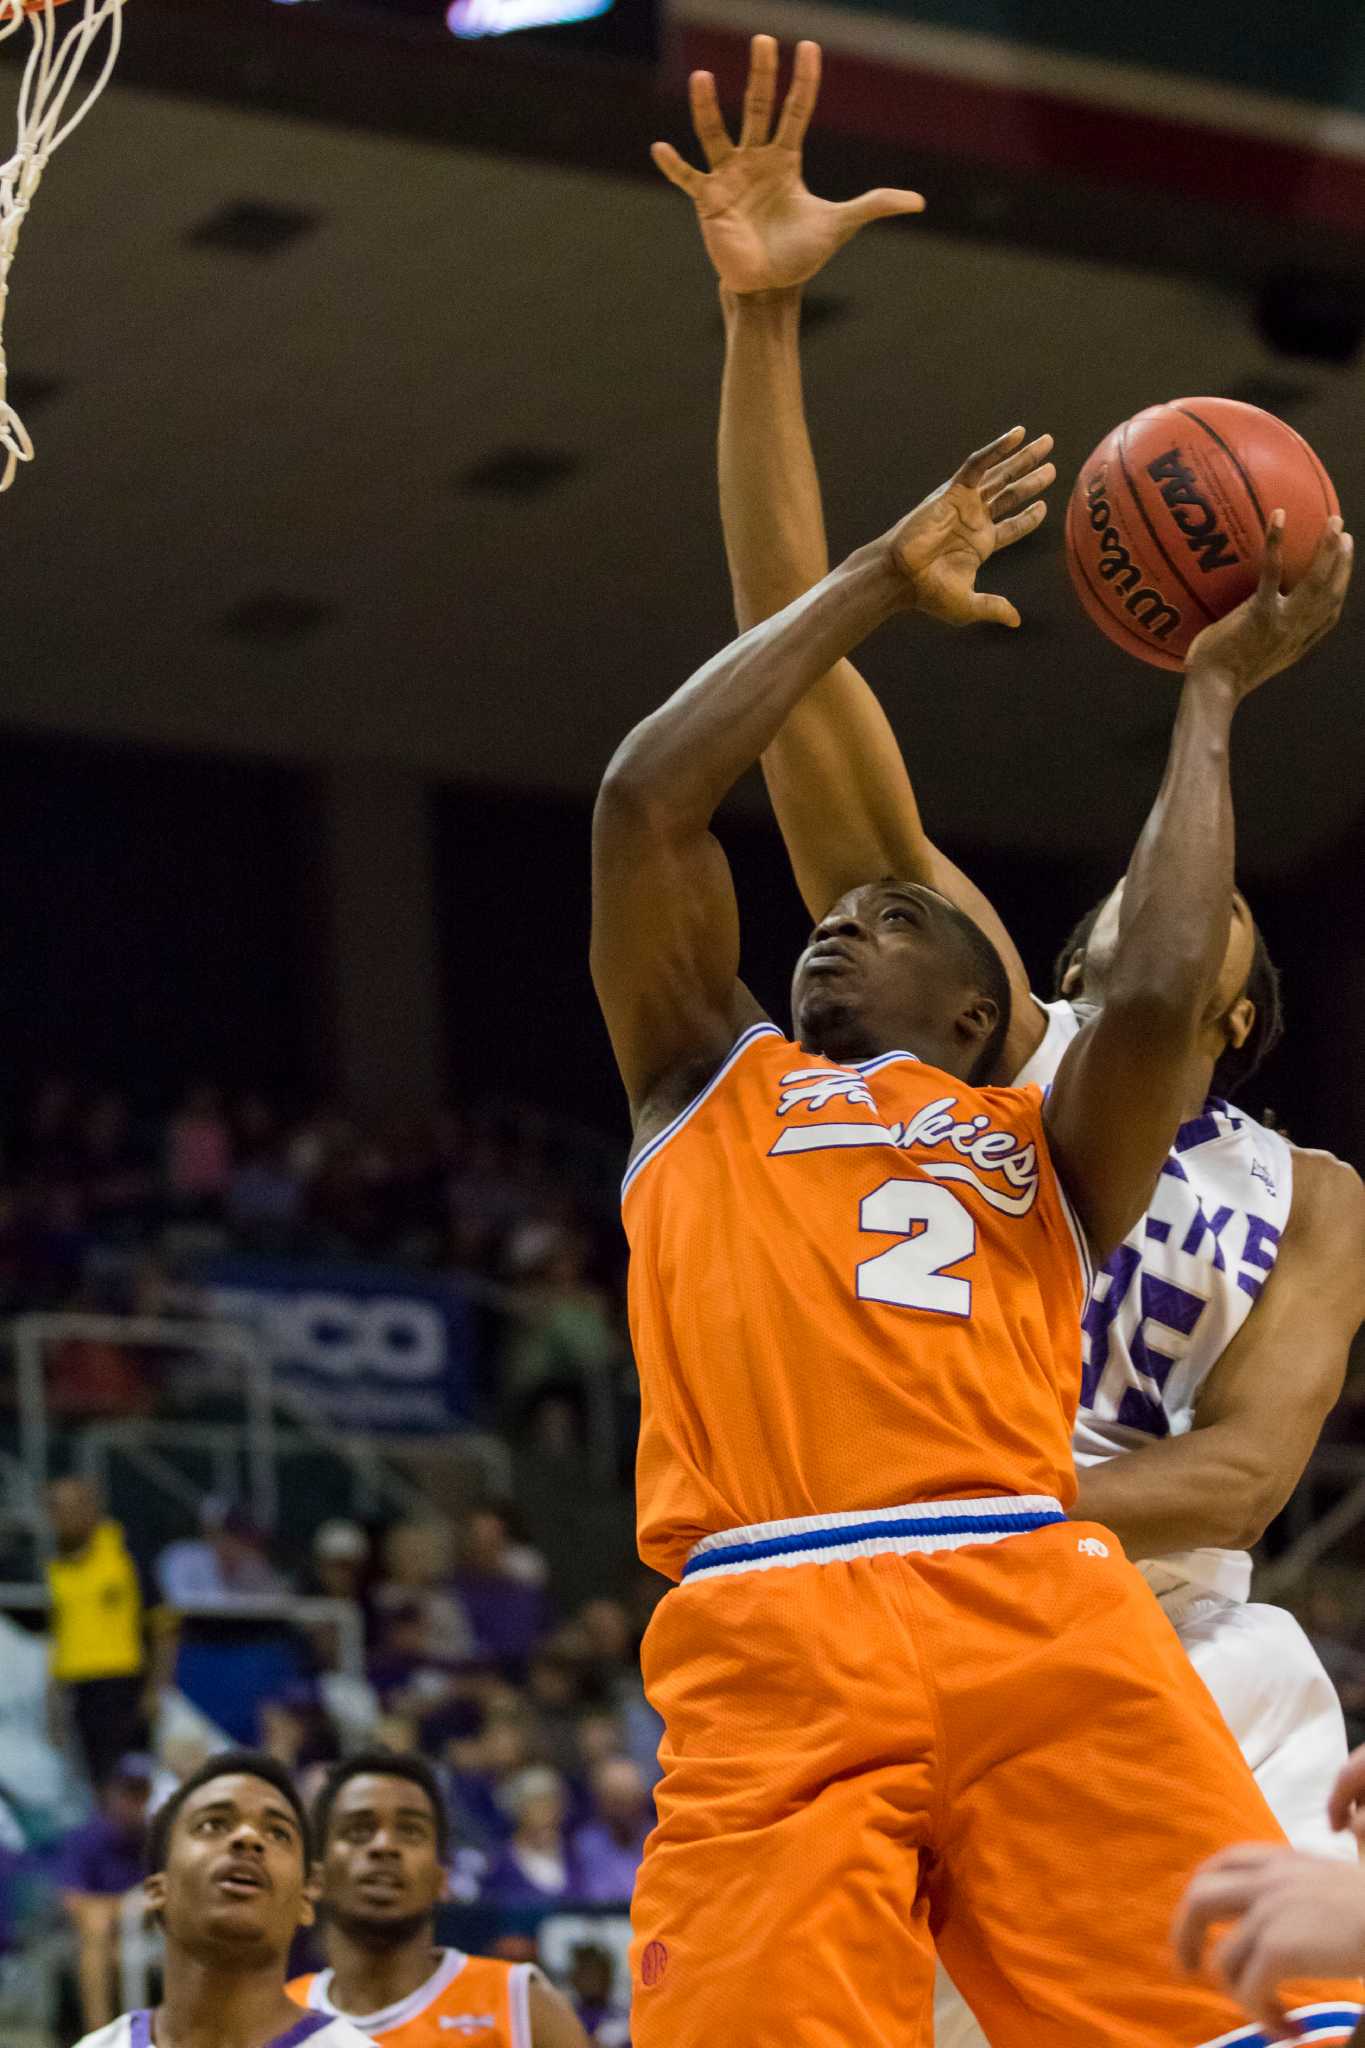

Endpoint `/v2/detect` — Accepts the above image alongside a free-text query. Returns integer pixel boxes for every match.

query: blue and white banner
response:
[195,1255,477,1431]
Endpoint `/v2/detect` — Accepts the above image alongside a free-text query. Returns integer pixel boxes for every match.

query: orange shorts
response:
[629,1501,1362,2048]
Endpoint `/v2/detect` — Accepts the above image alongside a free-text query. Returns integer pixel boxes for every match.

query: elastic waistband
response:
[682,1496,1067,1580]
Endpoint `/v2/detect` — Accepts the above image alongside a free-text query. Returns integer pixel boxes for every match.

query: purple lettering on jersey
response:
[1175,1111,1222,1152]
[1181,1202,1234,1271]
[1116,1385,1168,1434]
[270,2018,334,2048]
[1129,1274,1207,1416]
[130,2016,153,2048]
[1144,1217,1171,1243]
[1081,1243,1141,1405]
[1160,1156,1189,1182]
[1237,1213,1282,1302]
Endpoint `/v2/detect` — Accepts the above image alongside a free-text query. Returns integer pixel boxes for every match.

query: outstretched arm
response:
[1046,516,1353,1261]
[592,430,1052,1120]
[1072,1149,1365,1556]
[655,35,1046,1079]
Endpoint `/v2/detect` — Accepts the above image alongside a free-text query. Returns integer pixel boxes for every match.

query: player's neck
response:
[1181,1051,1218,1122]
[155,1952,300,2048]
[327,1926,444,2018]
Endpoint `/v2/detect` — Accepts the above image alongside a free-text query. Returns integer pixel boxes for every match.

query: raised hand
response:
[1185,512,1354,695]
[886,427,1056,628]
[651,35,924,293]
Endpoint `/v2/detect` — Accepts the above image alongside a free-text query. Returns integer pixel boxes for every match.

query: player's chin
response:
[794,987,862,1058]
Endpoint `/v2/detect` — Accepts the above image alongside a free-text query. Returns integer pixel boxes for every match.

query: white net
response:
[0,0,124,490]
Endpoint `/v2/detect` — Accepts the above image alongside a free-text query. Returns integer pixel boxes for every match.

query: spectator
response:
[444,1699,537,1851]
[164,1082,232,1214]
[571,1757,651,1905]
[500,1221,624,1449]
[373,1518,474,1664]
[310,1518,372,1603]
[525,1646,589,1779]
[156,1498,290,1607]
[569,1943,631,2045]
[58,1754,154,2034]
[80,1089,153,1238]
[45,1478,153,1789]
[15,1074,80,1182]
[484,1766,577,1906]
[453,1506,549,1673]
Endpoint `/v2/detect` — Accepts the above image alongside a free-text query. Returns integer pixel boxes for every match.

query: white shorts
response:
[934,1590,1356,2048]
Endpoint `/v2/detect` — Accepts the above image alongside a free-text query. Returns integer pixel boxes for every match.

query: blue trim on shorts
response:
[681,1505,1067,1578]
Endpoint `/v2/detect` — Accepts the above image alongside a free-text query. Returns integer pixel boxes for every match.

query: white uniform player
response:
[74,2014,376,2048]
[935,995,1355,2048]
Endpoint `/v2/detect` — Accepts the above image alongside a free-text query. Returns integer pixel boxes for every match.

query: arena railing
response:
[10,1310,513,1549]
[0,1582,368,1682]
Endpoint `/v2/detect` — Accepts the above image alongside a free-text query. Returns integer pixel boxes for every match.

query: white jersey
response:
[1016,997,1294,1601]
[76,2012,378,2048]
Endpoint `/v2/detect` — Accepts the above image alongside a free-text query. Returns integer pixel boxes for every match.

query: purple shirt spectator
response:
[453,1572,547,1672]
[569,1817,646,1904]
[57,1811,144,1897]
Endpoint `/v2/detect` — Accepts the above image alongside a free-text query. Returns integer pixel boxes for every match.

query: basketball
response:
[1065,397,1340,671]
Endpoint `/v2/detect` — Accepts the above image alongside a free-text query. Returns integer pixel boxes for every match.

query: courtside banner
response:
[193,1254,477,1430]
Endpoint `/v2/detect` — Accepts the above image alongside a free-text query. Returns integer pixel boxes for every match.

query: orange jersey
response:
[289,1950,532,2048]
[624,1024,1092,1580]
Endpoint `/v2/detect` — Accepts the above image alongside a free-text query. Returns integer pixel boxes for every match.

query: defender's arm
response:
[1045,517,1352,1262]
[721,286,1045,1079]
[1073,1150,1365,1556]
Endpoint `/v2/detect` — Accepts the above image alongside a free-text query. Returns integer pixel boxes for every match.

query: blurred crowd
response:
[0,1076,629,1452]
[2,1475,660,2041]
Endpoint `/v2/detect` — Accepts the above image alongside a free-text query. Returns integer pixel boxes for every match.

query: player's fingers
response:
[971,591,1022,629]
[1254,510,1287,601]
[1298,513,1346,596]
[838,185,926,230]
[1173,1865,1270,1971]
[688,71,735,167]
[774,39,822,150]
[739,34,779,148]
[993,500,1049,551]
[989,463,1056,520]
[1223,1930,1295,2043]
[981,432,1055,501]
[1328,1746,1365,1833]
[957,426,1027,490]
[649,141,704,196]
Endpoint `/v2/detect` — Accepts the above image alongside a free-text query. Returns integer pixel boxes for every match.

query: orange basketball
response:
[0,0,77,15]
[1065,397,1339,670]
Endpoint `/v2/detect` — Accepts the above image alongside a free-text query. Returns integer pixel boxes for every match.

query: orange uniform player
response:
[292,1951,530,2048]
[591,408,1360,2044]
[288,1753,588,2048]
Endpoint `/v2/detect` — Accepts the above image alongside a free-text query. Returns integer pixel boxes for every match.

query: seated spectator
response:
[483,1766,578,1906]
[525,1645,590,1780]
[500,1223,623,1445]
[569,1943,632,2045]
[156,1498,290,1607]
[571,1756,651,1905]
[58,1755,154,2035]
[373,1518,474,1665]
[453,1506,549,1674]
[442,1696,537,1852]
[165,1083,232,1216]
[80,1090,154,1239]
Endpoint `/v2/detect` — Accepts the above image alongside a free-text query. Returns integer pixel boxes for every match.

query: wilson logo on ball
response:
[1146,449,1240,574]
[1085,470,1181,644]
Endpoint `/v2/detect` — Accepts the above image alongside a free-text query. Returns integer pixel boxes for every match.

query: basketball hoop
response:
[0,0,125,489]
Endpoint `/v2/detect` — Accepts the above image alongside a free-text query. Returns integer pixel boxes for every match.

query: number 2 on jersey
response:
[855,1178,976,1317]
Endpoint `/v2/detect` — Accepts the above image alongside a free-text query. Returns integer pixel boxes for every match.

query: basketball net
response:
[0,0,125,490]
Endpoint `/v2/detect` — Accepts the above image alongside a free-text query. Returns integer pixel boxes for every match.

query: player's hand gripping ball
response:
[1066,397,1339,670]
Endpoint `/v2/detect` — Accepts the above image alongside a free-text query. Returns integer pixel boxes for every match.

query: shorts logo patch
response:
[641,1941,669,1988]
[1077,1537,1110,1558]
